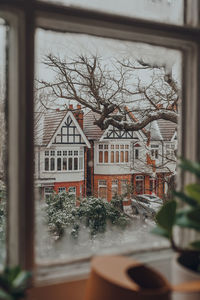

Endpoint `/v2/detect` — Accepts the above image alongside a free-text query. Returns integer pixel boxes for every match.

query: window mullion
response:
[6,5,35,270]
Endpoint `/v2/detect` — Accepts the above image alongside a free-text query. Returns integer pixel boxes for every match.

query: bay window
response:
[1,1,200,299]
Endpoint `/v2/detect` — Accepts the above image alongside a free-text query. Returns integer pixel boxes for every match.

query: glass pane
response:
[35,28,181,264]
[40,0,184,25]
[0,19,7,267]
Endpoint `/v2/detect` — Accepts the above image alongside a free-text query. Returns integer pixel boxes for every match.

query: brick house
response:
[35,105,91,200]
[84,110,177,201]
[35,105,177,201]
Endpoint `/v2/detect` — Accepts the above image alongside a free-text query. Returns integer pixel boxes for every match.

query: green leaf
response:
[13,271,31,289]
[190,240,200,250]
[185,184,200,204]
[0,289,12,300]
[155,200,177,236]
[173,191,198,207]
[187,208,200,223]
[175,210,200,231]
[179,158,200,178]
[151,226,170,239]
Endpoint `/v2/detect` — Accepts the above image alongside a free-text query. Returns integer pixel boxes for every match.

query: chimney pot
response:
[69,104,73,110]
[77,104,81,109]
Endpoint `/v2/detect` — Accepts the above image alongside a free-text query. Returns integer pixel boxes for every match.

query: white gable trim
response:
[171,130,177,142]
[99,124,146,142]
[47,110,91,148]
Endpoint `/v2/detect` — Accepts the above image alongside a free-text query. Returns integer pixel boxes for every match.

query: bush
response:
[45,193,130,239]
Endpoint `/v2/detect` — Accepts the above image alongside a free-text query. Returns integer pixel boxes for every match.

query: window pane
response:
[40,0,184,25]
[111,151,114,163]
[50,157,55,170]
[104,151,108,163]
[99,151,103,163]
[63,157,67,170]
[57,157,61,170]
[34,28,180,264]
[74,157,78,170]
[0,19,7,267]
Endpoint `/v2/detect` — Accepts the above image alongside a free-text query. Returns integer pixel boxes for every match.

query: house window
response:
[121,180,128,195]
[98,180,107,199]
[111,180,118,198]
[79,157,83,170]
[135,175,144,194]
[45,151,49,156]
[155,150,158,159]
[68,186,76,197]
[104,151,108,163]
[74,157,78,170]
[135,149,139,159]
[44,187,54,200]
[50,157,55,171]
[99,151,103,163]
[116,151,119,163]
[63,158,67,170]
[97,143,130,164]
[45,158,49,171]
[58,187,66,193]
[111,151,114,163]
[50,150,55,156]
[57,158,61,171]
[57,151,61,156]
[68,157,73,170]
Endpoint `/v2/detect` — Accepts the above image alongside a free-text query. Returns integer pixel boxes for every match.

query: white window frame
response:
[1,0,200,288]
[58,187,66,193]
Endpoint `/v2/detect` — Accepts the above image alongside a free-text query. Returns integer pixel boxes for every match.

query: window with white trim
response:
[44,187,54,199]
[43,148,84,171]
[98,143,130,164]
[58,187,66,193]
[98,180,107,199]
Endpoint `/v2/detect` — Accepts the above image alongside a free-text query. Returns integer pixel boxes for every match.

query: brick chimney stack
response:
[74,104,84,129]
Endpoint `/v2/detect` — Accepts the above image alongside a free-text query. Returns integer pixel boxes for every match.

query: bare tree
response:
[38,54,179,132]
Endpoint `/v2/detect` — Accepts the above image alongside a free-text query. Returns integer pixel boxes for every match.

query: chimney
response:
[74,104,84,129]
[69,104,73,110]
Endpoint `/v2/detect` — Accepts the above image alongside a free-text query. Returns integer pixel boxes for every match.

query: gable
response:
[48,111,90,148]
[100,125,145,141]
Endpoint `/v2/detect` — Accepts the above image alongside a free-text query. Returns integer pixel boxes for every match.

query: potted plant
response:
[152,158,200,299]
[0,266,31,300]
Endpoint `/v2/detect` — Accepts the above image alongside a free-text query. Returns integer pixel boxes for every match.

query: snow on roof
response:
[145,121,163,141]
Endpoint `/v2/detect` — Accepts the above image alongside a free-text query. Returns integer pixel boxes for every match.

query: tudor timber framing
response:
[0,0,200,281]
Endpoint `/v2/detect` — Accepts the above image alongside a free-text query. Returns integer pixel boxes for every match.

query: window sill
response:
[28,246,173,300]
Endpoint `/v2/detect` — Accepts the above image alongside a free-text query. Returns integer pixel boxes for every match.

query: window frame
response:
[1,0,200,286]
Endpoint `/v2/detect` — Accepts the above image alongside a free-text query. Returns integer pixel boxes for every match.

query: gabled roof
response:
[43,110,91,148]
[157,119,177,141]
[43,110,66,145]
[83,110,104,140]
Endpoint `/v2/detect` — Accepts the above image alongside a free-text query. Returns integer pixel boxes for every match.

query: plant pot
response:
[172,253,200,300]
[84,255,171,300]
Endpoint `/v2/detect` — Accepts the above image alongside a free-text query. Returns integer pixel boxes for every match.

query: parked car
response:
[137,194,163,204]
[131,198,156,219]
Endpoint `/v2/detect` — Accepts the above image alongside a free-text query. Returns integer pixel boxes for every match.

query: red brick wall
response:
[54,181,84,198]
[93,174,132,202]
